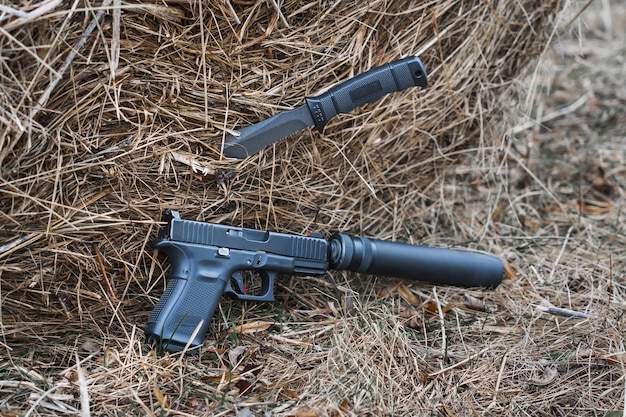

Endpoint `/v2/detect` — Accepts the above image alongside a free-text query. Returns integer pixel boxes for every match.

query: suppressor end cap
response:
[328,233,353,270]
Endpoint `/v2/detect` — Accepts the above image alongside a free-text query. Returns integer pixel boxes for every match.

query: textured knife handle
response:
[305,56,427,132]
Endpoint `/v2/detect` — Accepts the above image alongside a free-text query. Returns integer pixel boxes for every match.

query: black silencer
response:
[328,234,503,288]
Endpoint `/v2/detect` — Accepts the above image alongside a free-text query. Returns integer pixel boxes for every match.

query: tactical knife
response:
[222,55,427,159]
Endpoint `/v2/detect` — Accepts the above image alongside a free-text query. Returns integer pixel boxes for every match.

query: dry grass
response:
[2,0,625,415]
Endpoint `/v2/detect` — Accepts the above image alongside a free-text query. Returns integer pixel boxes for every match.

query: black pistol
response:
[145,211,503,352]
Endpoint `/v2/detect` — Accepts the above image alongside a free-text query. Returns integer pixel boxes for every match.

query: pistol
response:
[145,210,503,352]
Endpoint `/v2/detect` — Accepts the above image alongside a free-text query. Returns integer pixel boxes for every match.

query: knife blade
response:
[222,55,427,159]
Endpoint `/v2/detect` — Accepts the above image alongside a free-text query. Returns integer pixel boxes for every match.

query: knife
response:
[222,55,427,159]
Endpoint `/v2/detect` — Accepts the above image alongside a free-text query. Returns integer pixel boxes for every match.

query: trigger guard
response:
[225,270,276,302]
[258,270,274,298]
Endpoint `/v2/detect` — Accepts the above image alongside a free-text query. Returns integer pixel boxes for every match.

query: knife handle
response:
[305,56,427,133]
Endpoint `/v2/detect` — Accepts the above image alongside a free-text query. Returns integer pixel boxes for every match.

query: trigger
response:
[231,271,246,294]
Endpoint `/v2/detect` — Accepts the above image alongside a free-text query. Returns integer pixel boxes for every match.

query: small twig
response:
[24,384,65,417]
[432,287,447,363]
[0,233,37,257]
[170,151,216,175]
[0,4,30,19]
[493,350,511,405]
[56,352,99,376]
[509,93,589,135]
[534,304,595,320]
[565,0,595,29]
[224,0,240,24]
[548,226,573,282]
[75,353,91,417]
[332,142,376,197]
[110,0,121,79]
[604,254,614,325]
[180,319,204,356]
[526,365,559,386]
[427,346,489,377]
[92,243,116,300]
[1,0,62,30]
[268,0,289,28]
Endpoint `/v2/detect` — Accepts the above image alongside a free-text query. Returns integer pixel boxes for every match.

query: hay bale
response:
[1,0,564,232]
[0,0,564,413]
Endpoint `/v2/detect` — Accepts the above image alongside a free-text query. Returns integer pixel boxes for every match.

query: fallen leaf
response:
[399,308,423,331]
[228,346,247,366]
[282,387,301,400]
[463,294,487,312]
[236,407,254,417]
[473,323,523,334]
[206,372,240,383]
[205,347,227,355]
[442,303,455,313]
[153,386,168,408]
[589,163,614,197]
[242,363,262,375]
[526,366,558,386]
[397,283,420,304]
[288,409,318,417]
[140,4,186,22]
[399,308,419,319]
[80,339,100,353]
[344,293,354,316]
[502,258,517,280]
[171,151,215,176]
[419,297,455,315]
[579,200,612,213]
[418,297,438,314]
[187,397,203,408]
[328,301,339,316]
[379,282,399,298]
[235,379,254,396]
[234,321,273,334]
[339,398,350,413]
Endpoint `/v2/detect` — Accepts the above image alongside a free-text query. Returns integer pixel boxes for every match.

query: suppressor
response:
[328,234,503,288]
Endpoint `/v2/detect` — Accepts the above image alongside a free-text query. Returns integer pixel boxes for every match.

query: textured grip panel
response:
[306,56,427,132]
[145,275,226,352]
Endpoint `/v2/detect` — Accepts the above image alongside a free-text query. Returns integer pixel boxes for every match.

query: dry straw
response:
[1,0,603,415]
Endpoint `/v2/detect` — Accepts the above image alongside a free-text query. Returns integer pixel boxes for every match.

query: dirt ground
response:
[468,1,626,414]
[1,0,625,416]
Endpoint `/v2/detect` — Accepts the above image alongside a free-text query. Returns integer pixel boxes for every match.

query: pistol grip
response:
[145,274,226,352]
[145,239,230,352]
